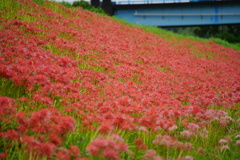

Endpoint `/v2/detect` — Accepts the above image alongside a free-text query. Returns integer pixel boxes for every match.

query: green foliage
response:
[89,7,106,15]
[72,0,105,15]
[210,38,240,51]
[135,25,204,42]
[73,0,91,9]
[136,25,240,50]
[32,0,45,5]
[216,32,240,44]
[122,24,240,50]
[60,1,72,8]
[0,0,20,20]
[194,25,240,44]
[0,77,27,98]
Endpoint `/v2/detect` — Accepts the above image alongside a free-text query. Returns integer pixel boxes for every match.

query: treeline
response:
[60,0,112,15]
[163,25,240,44]
[194,25,240,44]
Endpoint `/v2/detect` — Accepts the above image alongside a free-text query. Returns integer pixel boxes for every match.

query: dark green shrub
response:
[216,32,240,43]
[72,0,105,15]
[73,0,92,9]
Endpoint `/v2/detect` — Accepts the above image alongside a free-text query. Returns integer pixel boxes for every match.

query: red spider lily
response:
[0,152,7,159]
[143,149,165,160]
[153,134,193,151]
[56,148,71,160]
[103,148,119,159]
[1,129,19,141]
[69,145,80,158]
[74,158,88,160]
[135,138,147,150]
[98,121,113,134]
[187,123,200,131]
[0,97,17,122]
[180,130,193,139]
[87,134,128,159]
[86,144,99,156]
[22,136,56,158]
[49,134,62,146]
[143,149,157,160]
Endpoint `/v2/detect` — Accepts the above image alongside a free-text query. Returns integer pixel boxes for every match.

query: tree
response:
[102,0,113,15]
[91,0,100,8]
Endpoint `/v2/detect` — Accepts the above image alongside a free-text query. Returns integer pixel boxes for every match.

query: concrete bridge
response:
[112,0,240,26]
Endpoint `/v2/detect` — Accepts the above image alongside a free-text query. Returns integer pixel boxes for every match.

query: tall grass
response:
[0,77,27,98]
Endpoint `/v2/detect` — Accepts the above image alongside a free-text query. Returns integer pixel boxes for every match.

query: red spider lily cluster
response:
[87,134,129,159]
[0,0,240,159]
[153,134,192,150]
[0,96,78,159]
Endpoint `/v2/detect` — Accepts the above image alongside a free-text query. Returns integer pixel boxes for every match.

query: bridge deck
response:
[113,1,240,26]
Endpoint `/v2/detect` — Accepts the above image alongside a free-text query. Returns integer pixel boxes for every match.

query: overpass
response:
[112,0,240,26]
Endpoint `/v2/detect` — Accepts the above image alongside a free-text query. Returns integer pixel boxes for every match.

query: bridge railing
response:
[114,0,190,5]
[114,0,220,5]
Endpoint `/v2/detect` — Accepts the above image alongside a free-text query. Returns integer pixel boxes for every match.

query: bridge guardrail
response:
[114,0,226,5]
[115,0,189,4]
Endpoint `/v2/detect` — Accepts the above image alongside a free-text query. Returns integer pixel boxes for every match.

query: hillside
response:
[0,0,240,159]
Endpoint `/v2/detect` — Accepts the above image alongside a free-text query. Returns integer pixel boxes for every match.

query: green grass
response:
[0,0,20,20]
[112,17,240,51]
[32,0,45,6]
[0,77,27,98]
[210,38,240,51]
[140,25,240,50]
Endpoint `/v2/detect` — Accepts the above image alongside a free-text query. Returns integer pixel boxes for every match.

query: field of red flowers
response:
[0,0,240,159]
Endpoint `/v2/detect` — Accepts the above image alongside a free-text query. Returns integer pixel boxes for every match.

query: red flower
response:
[139,117,152,127]
[17,125,27,133]
[59,116,75,136]
[56,148,71,160]
[0,152,7,159]
[74,158,88,160]
[3,129,19,140]
[86,144,99,156]
[0,97,17,121]
[135,138,147,150]
[98,121,112,134]
[16,111,27,126]
[143,149,157,160]
[103,148,119,159]
[69,145,80,157]
[118,143,128,152]
[39,143,56,158]
[49,134,62,146]
[21,136,55,158]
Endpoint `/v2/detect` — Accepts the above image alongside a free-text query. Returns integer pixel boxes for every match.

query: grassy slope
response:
[113,18,240,51]
[0,0,240,160]
[137,25,240,51]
